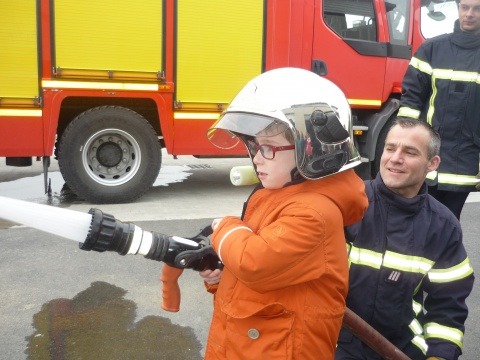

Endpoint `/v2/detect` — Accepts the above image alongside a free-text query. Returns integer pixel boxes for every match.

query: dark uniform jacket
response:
[399,21,480,192]
[337,175,474,360]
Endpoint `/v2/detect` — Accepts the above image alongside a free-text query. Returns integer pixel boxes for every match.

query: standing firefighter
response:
[200,67,368,359]
[398,0,480,219]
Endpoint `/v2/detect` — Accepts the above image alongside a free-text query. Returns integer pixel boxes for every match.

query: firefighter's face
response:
[380,125,440,198]
[458,0,480,35]
[252,132,296,189]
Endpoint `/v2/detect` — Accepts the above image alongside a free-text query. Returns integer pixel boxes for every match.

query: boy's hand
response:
[200,268,222,284]
[212,218,223,231]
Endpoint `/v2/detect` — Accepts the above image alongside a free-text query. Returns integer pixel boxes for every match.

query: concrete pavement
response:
[0,155,479,359]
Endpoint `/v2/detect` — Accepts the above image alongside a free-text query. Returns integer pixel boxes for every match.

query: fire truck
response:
[0,0,458,203]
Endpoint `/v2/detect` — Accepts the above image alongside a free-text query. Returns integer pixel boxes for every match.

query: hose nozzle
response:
[80,209,221,271]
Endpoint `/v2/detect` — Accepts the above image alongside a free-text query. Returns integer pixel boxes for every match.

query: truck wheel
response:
[58,106,161,203]
[371,118,393,178]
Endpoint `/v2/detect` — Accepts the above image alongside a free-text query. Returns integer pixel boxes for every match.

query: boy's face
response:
[252,132,296,189]
[380,124,439,198]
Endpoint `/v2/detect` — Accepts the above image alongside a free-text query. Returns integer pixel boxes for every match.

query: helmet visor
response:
[207,112,289,149]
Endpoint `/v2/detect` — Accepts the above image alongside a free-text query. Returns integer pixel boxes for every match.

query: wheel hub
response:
[96,142,123,167]
[82,129,141,185]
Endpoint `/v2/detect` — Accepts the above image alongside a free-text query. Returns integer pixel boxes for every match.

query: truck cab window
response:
[385,0,409,45]
[324,0,377,42]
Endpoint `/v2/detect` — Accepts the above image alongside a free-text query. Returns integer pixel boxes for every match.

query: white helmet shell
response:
[207,67,361,179]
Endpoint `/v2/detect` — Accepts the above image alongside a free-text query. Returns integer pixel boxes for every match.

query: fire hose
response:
[0,196,409,359]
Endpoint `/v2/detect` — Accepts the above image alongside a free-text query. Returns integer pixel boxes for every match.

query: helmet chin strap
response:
[290,167,303,182]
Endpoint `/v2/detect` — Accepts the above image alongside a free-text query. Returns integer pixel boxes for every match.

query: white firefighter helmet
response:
[207,67,361,180]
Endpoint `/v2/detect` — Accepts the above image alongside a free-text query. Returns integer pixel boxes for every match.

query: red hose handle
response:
[160,264,183,312]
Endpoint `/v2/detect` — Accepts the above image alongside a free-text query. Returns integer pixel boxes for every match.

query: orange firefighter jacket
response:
[204,169,368,360]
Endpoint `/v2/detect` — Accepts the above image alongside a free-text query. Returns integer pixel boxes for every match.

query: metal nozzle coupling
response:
[80,208,135,255]
[79,209,192,264]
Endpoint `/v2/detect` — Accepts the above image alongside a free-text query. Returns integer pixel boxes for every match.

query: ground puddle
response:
[26,281,203,360]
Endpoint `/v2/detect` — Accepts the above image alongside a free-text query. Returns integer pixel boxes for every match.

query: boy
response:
[200,68,368,359]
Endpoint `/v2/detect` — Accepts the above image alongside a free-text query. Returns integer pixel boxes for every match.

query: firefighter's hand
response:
[476,172,480,191]
[199,268,222,284]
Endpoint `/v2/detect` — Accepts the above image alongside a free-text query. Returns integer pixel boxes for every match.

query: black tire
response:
[58,106,161,203]
[371,118,394,178]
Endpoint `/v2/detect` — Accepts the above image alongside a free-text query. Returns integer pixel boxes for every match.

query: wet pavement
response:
[0,220,215,360]
[26,281,203,360]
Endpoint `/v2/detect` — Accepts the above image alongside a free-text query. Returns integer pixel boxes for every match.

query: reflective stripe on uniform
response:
[411,335,428,355]
[350,245,472,283]
[426,74,438,125]
[349,246,434,273]
[424,322,464,348]
[397,106,420,118]
[433,68,480,82]
[348,246,383,269]
[412,299,422,316]
[437,173,479,186]
[383,252,433,274]
[409,57,433,75]
[428,258,474,283]
[426,171,437,181]
[424,171,478,186]
[409,318,423,336]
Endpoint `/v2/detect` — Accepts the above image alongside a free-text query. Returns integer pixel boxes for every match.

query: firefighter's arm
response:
[399,44,434,119]
[423,228,474,359]
[476,172,480,190]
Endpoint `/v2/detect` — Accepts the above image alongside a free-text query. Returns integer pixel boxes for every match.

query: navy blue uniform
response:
[399,21,480,194]
[336,175,474,360]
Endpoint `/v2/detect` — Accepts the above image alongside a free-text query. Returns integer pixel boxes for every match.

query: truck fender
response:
[362,98,400,161]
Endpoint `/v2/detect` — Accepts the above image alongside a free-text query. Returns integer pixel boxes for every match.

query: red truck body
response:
[0,0,458,203]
